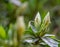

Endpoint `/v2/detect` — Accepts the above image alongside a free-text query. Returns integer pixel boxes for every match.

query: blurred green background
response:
[0,0,60,47]
[0,0,60,38]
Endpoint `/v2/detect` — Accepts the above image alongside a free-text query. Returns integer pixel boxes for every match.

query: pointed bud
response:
[16,16,25,38]
[43,12,51,27]
[34,12,41,28]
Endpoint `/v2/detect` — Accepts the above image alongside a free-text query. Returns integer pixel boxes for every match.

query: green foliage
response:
[24,12,59,47]
[0,0,60,47]
[0,25,6,39]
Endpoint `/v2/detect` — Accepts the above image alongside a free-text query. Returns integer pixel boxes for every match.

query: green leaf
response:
[42,37,58,47]
[25,29,35,36]
[28,21,37,33]
[27,21,38,37]
[43,34,56,39]
[0,26,6,39]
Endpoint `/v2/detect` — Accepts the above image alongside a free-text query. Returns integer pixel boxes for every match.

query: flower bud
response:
[43,12,51,28]
[34,12,41,28]
[16,16,25,39]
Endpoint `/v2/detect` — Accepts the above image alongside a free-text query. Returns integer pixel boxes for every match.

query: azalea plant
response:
[24,12,59,47]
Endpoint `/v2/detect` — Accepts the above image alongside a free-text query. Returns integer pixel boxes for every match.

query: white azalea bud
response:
[34,12,41,28]
[43,12,51,27]
[16,16,25,38]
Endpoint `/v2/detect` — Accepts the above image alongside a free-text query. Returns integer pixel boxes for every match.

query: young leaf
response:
[43,12,51,28]
[0,26,6,39]
[28,21,37,34]
[43,34,56,39]
[44,34,55,37]
[34,12,41,28]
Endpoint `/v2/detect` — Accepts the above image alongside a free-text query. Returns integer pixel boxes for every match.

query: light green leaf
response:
[28,21,37,33]
[0,26,6,39]
[43,34,56,39]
